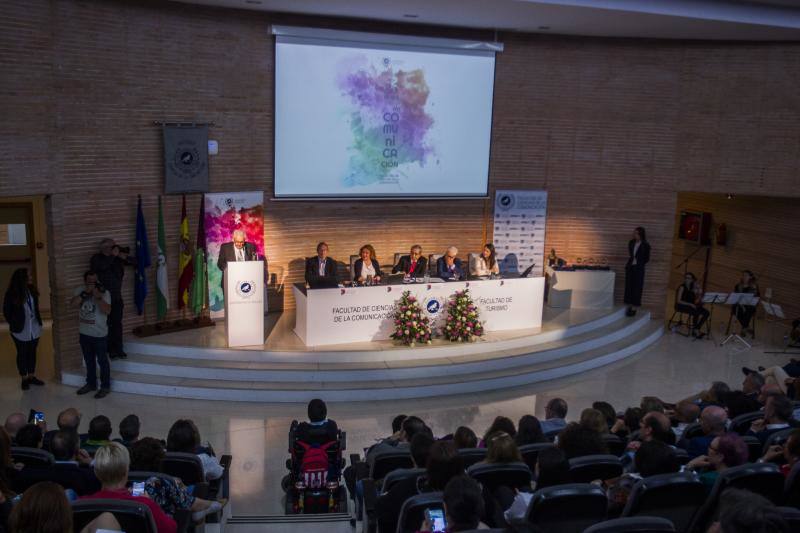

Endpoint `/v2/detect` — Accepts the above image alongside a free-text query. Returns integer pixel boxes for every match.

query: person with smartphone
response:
[71,270,113,399]
[418,475,486,533]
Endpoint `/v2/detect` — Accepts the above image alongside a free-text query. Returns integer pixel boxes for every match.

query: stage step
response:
[61,317,663,402]
[122,306,630,363]
[92,313,653,382]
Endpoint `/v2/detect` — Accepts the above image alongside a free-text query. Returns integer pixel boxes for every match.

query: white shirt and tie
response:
[236,246,246,262]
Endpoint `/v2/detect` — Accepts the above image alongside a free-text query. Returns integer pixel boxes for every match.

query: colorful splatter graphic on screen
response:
[337,55,435,187]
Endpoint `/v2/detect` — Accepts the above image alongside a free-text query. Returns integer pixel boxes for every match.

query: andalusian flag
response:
[156,196,170,320]
[190,194,208,316]
[177,195,193,309]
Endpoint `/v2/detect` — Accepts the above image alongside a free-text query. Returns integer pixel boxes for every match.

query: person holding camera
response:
[70,270,112,398]
[90,238,131,359]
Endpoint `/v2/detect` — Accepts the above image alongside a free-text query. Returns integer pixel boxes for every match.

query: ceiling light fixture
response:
[403,14,420,19]
[245,0,262,4]
[538,26,551,30]
[726,193,734,200]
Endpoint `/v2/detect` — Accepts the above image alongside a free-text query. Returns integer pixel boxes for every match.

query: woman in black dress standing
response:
[624,227,650,317]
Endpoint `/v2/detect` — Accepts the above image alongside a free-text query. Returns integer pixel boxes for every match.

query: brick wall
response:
[2,0,799,373]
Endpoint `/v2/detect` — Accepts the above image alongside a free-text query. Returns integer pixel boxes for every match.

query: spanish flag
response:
[177,194,193,309]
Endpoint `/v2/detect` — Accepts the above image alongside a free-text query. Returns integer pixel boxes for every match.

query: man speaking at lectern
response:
[217,229,262,289]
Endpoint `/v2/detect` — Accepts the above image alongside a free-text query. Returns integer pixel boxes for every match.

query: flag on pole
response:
[134,195,152,315]
[156,196,169,320]
[177,195,193,309]
[190,194,208,316]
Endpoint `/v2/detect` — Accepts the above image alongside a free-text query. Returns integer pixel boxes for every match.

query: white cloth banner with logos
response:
[293,277,545,346]
[493,190,548,276]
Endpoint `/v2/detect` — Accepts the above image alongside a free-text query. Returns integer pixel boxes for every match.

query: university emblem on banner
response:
[236,280,256,299]
[497,193,515,211]
[424,296,445,316]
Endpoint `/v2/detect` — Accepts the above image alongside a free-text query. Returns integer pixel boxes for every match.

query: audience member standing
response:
[624,226,650,317]
[3,268,44,390]
[90,238,130,359]
[71,270,112,398]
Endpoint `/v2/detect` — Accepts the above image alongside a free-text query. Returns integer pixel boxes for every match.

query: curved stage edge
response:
[61,306,663,402]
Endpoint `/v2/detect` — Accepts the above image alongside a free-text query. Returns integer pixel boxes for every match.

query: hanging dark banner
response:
[163,125,209,193]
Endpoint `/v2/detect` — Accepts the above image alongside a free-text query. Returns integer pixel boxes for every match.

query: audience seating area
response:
[1,410,231,533]
[343,371,800,533]
[3,365,800,533]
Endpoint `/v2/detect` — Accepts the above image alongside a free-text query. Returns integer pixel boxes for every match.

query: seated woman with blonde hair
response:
[354,244,383,284]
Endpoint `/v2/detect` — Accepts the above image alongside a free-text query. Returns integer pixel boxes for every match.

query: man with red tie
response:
[392,245,428,279]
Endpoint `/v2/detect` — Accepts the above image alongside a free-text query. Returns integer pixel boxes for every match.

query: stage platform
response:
[61,306,662,402]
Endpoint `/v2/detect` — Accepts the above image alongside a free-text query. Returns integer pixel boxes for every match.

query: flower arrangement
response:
[442,289,483,342]
[390,291,433,347]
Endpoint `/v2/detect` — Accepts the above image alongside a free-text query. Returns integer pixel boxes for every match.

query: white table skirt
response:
[546,267,615,309]
[294,277,545,346]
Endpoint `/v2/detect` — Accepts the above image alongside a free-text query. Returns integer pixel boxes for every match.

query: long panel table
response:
[546,266,615,309]
[294,277,545,346]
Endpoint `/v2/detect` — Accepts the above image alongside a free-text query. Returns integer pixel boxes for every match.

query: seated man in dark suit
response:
[436,246,465,281]
[14,430,100,496]
[305,242,338,288]
[295,398,339,445]
[392,245,428,279]
[748,394,794,446]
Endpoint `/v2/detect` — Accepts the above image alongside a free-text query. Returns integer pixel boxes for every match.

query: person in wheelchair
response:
[295,399,339,445]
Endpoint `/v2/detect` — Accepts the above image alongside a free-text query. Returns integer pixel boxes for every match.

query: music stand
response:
[761,301,800,355]
[721,293,759,349]
[700,292,727,342]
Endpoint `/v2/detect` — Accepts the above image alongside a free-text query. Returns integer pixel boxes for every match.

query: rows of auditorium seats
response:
[1,409,231,533]
[326,376,800,533]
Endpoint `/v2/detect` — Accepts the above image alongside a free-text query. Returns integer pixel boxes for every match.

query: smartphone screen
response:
[34,412,45,424]
[131,481,146,497]
[426,508,446,533]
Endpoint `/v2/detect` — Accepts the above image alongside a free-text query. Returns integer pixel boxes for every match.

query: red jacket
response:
[81,488,177,533]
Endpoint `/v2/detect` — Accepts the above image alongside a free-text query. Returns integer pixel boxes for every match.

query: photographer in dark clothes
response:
[90,238,132,359]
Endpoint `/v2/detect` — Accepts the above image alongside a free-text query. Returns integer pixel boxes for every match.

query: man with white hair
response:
[217,228,262,285]
[436,246,465,280]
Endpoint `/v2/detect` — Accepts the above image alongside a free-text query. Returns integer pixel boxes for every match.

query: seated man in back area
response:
[540,398,568,435]
[748,394,795,445]
[295,399,339,444]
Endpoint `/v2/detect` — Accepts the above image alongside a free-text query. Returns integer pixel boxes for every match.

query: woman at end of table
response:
[624,226,650,317]
[470,243,500,278]
[354,244,383,284]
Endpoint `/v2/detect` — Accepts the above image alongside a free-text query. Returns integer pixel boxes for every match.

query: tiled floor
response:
[1,320,796,518]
